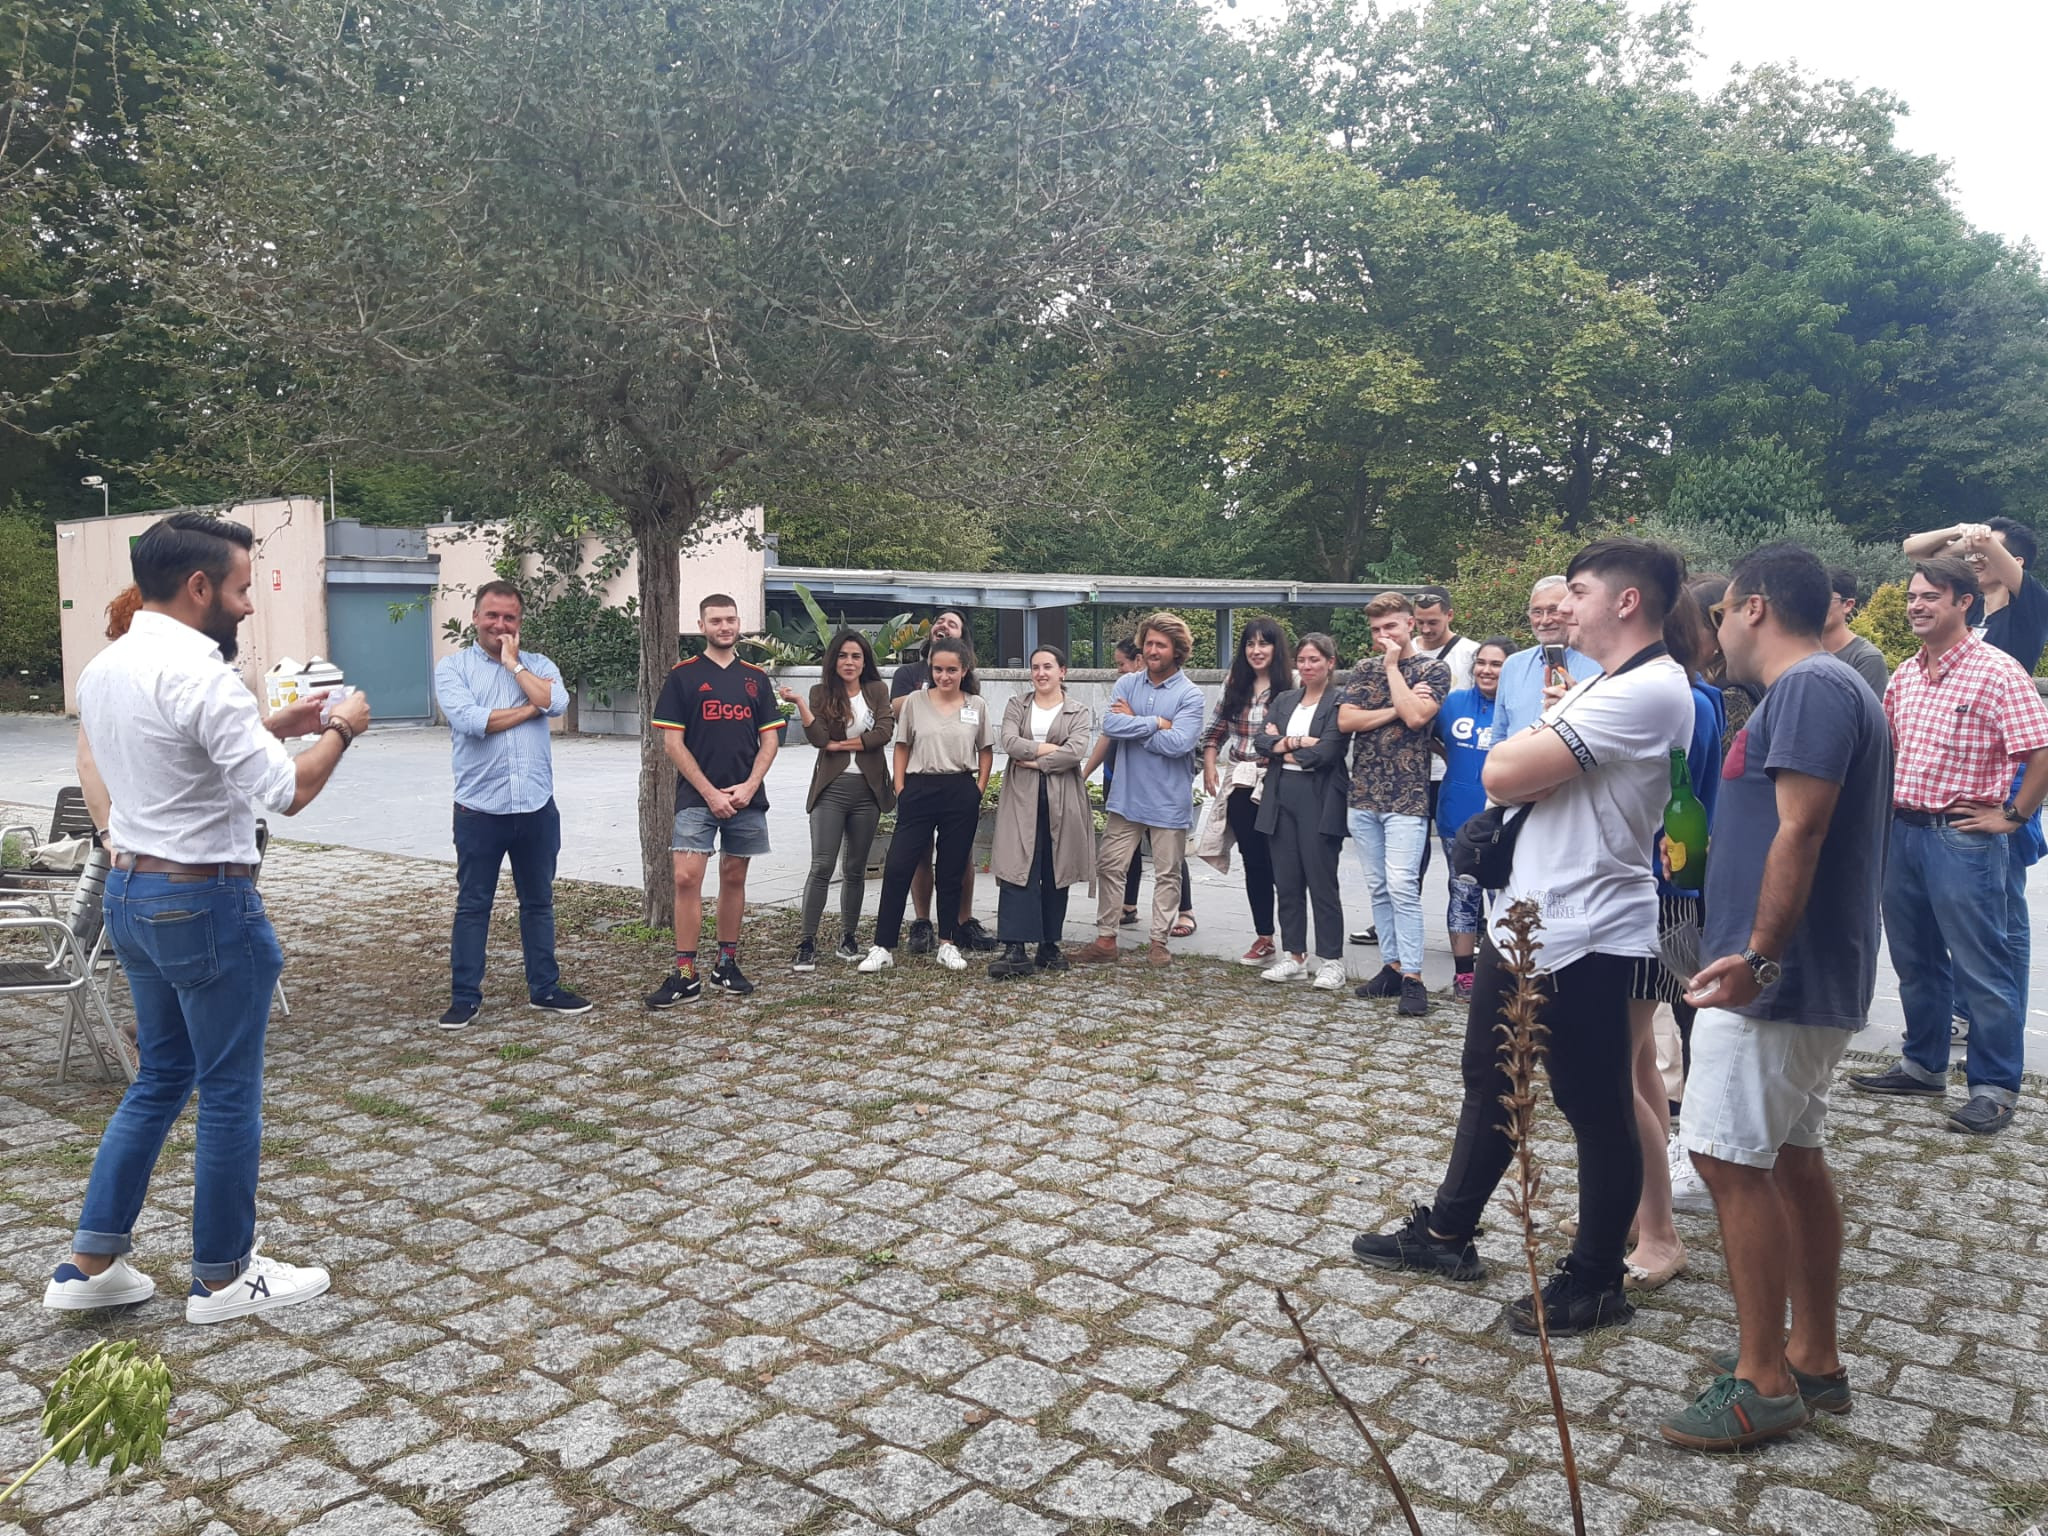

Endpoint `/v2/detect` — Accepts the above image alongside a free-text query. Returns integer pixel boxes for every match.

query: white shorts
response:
[1680,1009,1854,1170]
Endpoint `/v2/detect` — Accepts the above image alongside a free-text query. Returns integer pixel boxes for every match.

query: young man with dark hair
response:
[645,593,780,1004]
[433,581,588,1029]
[48,512,372,1322]
[1849,556,2048,1135]
[1658,544,1891,1451]
[1820,567,1892,699]
[1902,516,2048,670]
[1352,537,1693,1339]
[1411,586,1479,889]
[890,610,994,951]
[1337,592,1449,1015]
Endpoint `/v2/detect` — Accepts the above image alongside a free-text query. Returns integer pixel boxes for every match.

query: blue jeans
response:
[452,799,562,1007]
[76,870,283,1284]
[1350,809,1428,974]
[1953,766,2035,1026]
[1884,819,2025,1105]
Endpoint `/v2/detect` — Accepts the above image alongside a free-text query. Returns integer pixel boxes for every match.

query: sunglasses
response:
[1706,601,1726,627]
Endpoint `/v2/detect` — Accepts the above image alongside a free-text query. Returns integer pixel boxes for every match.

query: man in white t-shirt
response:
[1352,538,1694,1341]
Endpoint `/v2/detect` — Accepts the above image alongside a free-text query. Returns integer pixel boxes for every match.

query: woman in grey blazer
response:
[1253,634,1350,989]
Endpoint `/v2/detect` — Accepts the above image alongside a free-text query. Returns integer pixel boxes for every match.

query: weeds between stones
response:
[1493,897,1586,1536]
[1271,1287,1423,1536]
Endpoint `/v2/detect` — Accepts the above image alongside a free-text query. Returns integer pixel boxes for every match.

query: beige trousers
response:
[1095,813,1187,942]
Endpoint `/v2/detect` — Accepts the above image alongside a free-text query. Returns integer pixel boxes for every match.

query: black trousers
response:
[1431,942,1639,1289]
[1419,779,1440,880]
[1267,770,1343,960]
[997,778,1070,945]
[875,773,980,948]
[1225,784,1276,936]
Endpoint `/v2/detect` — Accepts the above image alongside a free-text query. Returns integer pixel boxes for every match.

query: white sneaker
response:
[186,1247,330,1324]
[935,942,967,972]
[1668,1147,1715,1215]
[1261,956,1307,983]
[44,1255,156,1312]
[1311,960,1348,991]
[856,946,894,974]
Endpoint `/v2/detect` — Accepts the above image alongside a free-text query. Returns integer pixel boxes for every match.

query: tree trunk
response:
[631,510,683,928]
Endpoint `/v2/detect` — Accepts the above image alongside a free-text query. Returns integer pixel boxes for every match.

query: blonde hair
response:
[1136,612,1194,666]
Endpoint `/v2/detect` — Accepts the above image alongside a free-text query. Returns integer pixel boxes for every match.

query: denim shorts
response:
[671,802,771,856]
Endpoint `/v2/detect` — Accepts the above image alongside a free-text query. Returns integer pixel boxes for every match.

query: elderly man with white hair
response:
[1493,574,1603,740]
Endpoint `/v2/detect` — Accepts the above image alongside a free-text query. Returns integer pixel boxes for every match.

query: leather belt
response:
[1892,808,1964,829]
[114,854,258,878]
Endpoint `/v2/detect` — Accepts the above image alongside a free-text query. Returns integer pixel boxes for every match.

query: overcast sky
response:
[1208,0,2048,257]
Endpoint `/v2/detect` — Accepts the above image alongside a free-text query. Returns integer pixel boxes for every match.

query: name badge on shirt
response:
[960,709,981,726]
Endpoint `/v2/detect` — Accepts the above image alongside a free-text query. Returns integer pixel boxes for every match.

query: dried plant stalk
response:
[1274,1288,1424,1536]
[1492,898,1586,1536]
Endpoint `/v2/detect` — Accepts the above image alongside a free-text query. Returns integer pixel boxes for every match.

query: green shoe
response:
[1701,1348,1852,1415]
[1660,1374,1809,1452]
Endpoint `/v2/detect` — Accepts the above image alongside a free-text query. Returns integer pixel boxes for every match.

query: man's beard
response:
[202,594,241,663]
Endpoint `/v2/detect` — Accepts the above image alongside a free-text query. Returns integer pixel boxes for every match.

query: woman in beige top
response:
[858,636,994,973]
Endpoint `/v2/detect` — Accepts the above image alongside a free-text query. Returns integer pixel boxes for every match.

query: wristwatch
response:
[2004,799,2026,824]
[1741,948,1782,989]
[510,660,527,676]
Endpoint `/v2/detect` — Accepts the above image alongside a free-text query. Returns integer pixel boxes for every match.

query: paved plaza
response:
[1,824,2046,1535]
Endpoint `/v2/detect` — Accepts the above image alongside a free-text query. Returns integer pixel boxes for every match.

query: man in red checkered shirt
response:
[1850,557,2048,1135]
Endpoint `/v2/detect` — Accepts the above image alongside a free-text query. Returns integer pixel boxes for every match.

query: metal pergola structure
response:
[767,566,1428,663]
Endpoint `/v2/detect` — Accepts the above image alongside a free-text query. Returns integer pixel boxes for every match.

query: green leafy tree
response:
[1,1341,171,1505]
[0,498,62,683]
[140,0,1220,922]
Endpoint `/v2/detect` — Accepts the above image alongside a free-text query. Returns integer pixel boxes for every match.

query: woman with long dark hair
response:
[988,645,1095,977]
[780,630,894,970]
[1253,634,1350,988]
[1203,618,1291,965]
[860,636,994,973]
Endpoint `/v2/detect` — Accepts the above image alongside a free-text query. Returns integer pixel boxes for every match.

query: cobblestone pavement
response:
[2,840,2045,1536]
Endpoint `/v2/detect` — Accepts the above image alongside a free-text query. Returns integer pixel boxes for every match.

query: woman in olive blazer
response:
[1252,634,1350,987]
[988,646,1095,977]
[778,631,895,969]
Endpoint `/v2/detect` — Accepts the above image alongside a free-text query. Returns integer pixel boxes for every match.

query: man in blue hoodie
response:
[1071,612,1207,967]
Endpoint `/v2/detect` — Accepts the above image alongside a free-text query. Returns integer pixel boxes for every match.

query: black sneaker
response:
[988,942,1035,979]
[709,957,755,996]
[1508,1255,1635,1338]
[956,918,999,953]
[1399,975,1429,1016]
[530,988,592,1016]
[1948,1094,2015,1135]
[1846,1067,1945,1098]
[1119,907,1140,927]
[906,919,937,955]
[645,970,702,1009]
[1351,1206,1484,1282]
[438,1001,481,1031]
[835,934,863,964]
[1035,943,1069,973]
[1355,964,1402,1000]
[792,939,818,972]
[1350,928,1379,946]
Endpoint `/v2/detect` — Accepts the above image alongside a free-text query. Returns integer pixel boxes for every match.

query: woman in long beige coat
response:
[988,645,1096,978]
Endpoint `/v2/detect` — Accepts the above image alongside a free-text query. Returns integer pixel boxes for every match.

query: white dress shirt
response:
[78,610,298,864]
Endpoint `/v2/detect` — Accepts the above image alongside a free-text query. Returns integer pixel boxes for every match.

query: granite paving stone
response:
[0,831,2038,1536]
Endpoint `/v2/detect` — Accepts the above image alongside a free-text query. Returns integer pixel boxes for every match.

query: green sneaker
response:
[1660,1374,1810,1452]
[1701,1348,1852,1415]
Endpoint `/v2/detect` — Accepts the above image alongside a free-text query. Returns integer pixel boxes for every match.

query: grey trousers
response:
[802,772,883,942]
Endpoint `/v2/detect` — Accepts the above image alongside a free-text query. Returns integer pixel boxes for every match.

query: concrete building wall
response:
[55,497,329,712]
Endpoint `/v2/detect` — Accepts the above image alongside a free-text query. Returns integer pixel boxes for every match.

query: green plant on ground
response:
[1,1341,172,1506]
[743,582,919,668]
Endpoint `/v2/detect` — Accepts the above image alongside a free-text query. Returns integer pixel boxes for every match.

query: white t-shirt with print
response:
[1489,654,1693,970]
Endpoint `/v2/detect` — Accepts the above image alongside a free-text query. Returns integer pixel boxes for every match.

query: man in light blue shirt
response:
[433,580,588,1028]
[1071,612,1207,966]
[1494,574,1602,740]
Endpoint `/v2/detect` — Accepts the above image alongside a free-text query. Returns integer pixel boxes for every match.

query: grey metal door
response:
[326,584,433,719]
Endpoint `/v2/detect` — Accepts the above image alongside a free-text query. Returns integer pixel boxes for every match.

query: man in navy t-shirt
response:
[644,593,781,1005]
[1660,544,1891,1453]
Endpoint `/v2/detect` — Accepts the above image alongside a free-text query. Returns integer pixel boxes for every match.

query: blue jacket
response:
[1098,667,1206,829]
[1657,681,1726,901]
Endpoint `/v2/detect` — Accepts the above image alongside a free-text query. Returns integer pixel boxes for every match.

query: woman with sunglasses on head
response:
[1203,618,1291,966]
[780,631,895,971]
[859,636,994,973]
[1254,634,1350,989]
[987,645,1095,978]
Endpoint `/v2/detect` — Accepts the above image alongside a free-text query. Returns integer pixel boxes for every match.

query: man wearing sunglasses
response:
[1848,558,2048,1136]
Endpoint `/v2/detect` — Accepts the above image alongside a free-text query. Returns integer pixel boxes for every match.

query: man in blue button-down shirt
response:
[433,581,589,1028]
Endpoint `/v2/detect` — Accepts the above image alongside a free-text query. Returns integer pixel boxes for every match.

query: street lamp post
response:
[81,475,109,516]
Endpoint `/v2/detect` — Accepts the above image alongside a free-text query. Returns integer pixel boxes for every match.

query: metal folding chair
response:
[0,846,136,1083]
[0,787,99,915]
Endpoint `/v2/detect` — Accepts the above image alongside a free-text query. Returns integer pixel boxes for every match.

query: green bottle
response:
[1663,748,1708,892]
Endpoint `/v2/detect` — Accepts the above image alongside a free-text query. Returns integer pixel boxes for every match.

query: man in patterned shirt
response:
[1337,592,1450,1016]
[1850,557,2048,1136]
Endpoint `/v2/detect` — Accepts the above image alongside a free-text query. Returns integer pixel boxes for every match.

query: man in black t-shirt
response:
[644,593,780,1004]
[889,610,995,951]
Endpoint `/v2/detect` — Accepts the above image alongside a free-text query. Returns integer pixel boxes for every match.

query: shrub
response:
[0,500,62,685]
